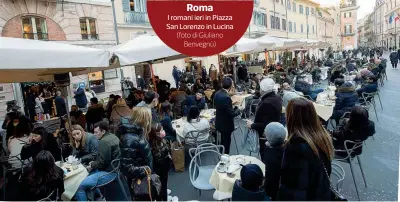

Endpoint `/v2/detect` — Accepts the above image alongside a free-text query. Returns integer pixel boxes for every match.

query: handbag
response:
[131,166,162,201]
[321,162,347,201]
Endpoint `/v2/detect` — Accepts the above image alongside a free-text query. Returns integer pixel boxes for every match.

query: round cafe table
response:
[209,155,265,193]
[56,162,89,201]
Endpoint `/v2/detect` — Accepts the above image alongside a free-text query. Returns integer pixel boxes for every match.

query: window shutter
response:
[122,0,130,11]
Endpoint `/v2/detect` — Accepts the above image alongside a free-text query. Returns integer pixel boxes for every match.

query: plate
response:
[235,157,246,164]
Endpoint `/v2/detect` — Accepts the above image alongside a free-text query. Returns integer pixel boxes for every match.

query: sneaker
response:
[167,189,172,195]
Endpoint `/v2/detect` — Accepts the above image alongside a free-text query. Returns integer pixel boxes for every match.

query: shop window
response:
[0,86,3,92]
[21,16,48,40]
[80,18,98,40]
[88,71,105,93]
[104,69,119,79]
[0,96,5,101]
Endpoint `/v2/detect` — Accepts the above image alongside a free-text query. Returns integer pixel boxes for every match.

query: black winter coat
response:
[120,123,153,179]
[390,52,399,62]
[214,90,241,134]
[251,92,282,137]
[263,144,284,200]
[333,86,358,120]
[277,136,332,201]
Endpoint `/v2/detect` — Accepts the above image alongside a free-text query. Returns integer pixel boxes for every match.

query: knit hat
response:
[240,164,263,190]
[259,78,275,94]
[264,122,287,147]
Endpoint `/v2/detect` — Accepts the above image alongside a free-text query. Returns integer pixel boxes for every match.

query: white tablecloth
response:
[313,102,334,121]
[231,94,253,110]
[57,162,89,201]
[320,67,330,80]
[172,109,216,143]
[209,155,265,193]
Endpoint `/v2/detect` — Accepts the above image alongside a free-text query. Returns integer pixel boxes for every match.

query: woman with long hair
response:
[69,124,99,164]
[120,107,153,200]
[159,102,177,141]
[333,106,375,156]
[21,127,61,162]
[277,97,334,200]
[8,118,31,168]
[19,150,65,201]
[149,124,172,201]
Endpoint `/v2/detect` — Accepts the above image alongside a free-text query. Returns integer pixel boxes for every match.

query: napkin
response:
[66,155,80,164]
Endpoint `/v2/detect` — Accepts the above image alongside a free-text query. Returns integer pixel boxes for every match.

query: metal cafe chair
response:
[361,92,379,121]
[334,140,367,201]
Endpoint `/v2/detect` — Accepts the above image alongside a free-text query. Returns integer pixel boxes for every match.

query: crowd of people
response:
[1,47,385,201]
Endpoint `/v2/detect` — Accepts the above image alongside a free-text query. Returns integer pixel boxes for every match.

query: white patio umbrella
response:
[257,35,307,50]
[108,34,185,66]
[0,37,111,83]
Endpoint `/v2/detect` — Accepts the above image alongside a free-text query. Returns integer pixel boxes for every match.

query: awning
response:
[0,37,111,82]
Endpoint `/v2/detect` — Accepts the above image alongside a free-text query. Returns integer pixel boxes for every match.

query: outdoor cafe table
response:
[56,162,89,201]
[172,109,216,143]
[209,155,265,194]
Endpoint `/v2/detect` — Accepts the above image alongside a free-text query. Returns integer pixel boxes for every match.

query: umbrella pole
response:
[150,63,157,92]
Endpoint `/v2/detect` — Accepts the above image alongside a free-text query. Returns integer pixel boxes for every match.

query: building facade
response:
[339,0,359,50]
[0,0,131,118]
[382,0,400,48]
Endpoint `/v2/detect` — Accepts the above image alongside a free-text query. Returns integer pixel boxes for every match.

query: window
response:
[349,12,351,17]
[104,69,118,79]
[21,16,48,40]
[289,21,293,32]
[345,25,352,34]
[311,8,315,15]
[129,0,134,11]
[80,18,98,40]
[287,0,291,9]
[301,24,304,33]
[294,22,297,32]
[254,12,267,26]
[276,17,281,30]
[282,19,286,31]
[307,24,309,33]
[281,0,284,4]
[276,0,279,2]
[270,15,275,29]
[313,25,315,33]
[299,5,304,14]
[0,96,5,101]
[344,13,347,18]
[293,2,297,12]
[306,7,309,15]
[0,86,3,92]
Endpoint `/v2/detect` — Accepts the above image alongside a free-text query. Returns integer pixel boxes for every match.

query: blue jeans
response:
[75,170,117,201]
[310,89,324,101]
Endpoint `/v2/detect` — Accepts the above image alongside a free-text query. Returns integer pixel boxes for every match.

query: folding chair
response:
[248,98,261,119]
[334,140,367,201]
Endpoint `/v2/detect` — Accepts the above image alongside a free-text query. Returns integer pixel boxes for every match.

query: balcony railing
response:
[81,33,99,40]
[22,33,48,40]
[125,11,150,26]
[342,32,356,36]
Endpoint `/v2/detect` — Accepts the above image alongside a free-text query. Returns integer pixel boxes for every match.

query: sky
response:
[314,0,376,20]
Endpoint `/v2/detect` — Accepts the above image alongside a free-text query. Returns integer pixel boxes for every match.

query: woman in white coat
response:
[182,106,210,145]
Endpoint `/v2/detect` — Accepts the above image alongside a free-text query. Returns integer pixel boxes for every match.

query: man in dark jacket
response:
[172,66,181,88]
[390,51,399,69]
[183,90,206,116]
[357,75,379,102]
[54,91,67,117]
[332,82,358,123]
[74,86,87,111]
[86,97,105,132]
[214,77,241,154]
[246,78,282,160]
[155,76,171,103]
[294,79,323,101]
[237,65,248,82]
[76,121,126,201]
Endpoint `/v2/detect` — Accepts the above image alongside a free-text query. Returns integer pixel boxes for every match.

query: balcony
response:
[341,32,356,37]
[81,33,99,40]
[22,33,48,40]
[125,11,150,26]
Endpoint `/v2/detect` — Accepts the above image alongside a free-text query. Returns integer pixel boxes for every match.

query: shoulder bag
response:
[131,166,162,201]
